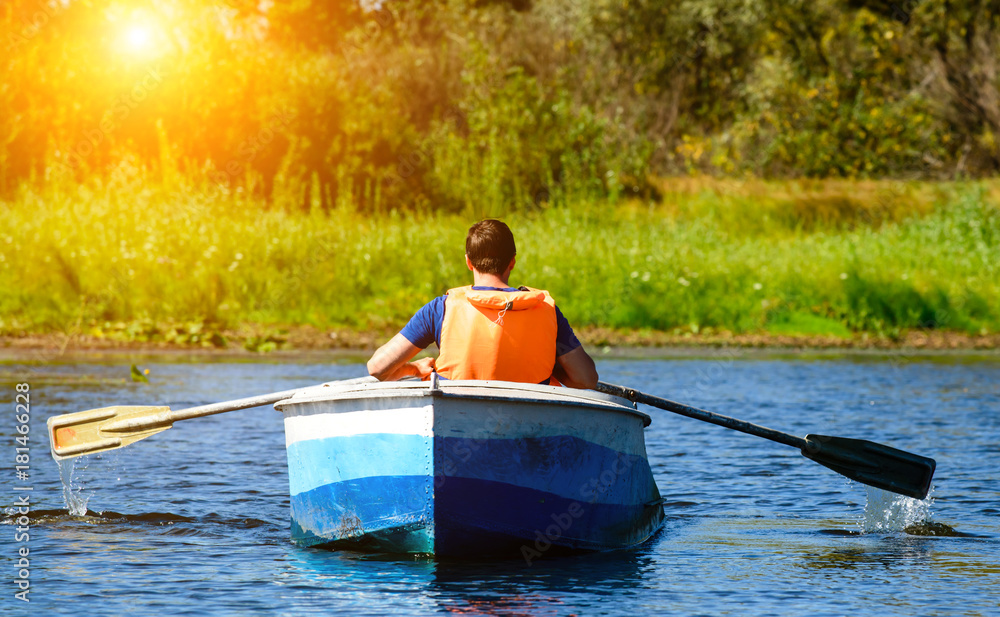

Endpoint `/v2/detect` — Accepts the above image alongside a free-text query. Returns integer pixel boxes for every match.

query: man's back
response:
[367,220,598,389]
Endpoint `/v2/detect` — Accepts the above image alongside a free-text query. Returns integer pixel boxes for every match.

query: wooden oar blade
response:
[801,434,936,500]
[47,406,173,461]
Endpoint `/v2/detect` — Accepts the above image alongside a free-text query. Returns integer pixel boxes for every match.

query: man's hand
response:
[406,356,437,379]
[367,333,433,381]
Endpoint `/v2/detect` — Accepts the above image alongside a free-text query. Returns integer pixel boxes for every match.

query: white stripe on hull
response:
[284,401,433,448]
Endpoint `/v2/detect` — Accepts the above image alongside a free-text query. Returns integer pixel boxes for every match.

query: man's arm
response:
[553,345,599,390]
[369,295,444,381]
[367,333,434,381]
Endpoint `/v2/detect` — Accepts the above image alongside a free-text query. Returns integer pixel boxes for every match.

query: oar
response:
[596,382,936,499]
[47,377,376,461]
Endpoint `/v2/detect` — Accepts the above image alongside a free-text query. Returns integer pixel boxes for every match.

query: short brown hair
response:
[466,219,516,275]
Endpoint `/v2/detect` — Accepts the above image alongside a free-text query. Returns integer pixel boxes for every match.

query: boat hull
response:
[278,380,663,557]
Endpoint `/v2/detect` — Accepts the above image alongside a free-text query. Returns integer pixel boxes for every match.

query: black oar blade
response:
[801,434,936,500]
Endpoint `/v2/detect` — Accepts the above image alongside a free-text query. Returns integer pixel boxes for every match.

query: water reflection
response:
[275,543,656,616]
[276,547,437,614]
[430,549,655,615]
[800,535,936,571]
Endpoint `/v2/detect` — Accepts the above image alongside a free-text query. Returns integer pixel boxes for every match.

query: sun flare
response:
[126,25,151,50]
[118,17,166,59]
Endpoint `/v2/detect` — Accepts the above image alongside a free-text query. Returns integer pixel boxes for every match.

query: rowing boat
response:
[275,378,665,557]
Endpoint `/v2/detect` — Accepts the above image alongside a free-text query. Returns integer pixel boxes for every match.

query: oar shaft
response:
[167,377,376,423]
[596,381,807,450]
[168,387,306,423]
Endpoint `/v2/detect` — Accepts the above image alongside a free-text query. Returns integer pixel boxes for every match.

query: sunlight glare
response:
[126,25,151,51]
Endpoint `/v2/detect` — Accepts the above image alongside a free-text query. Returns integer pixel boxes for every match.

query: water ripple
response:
[3,358,997,616]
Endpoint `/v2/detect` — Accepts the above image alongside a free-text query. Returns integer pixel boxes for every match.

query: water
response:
[2,355,998,615]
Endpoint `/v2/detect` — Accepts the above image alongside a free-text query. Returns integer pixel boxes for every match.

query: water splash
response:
[57,458,92,516]
[859,485,934,533]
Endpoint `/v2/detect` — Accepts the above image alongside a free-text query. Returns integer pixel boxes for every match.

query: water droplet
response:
[860,485,933,533]
[57,458,91,516]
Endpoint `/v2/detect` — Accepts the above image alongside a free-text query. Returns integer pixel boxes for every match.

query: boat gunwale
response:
[275,380,652,426]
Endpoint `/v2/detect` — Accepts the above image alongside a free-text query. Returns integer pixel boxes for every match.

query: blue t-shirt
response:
[400,286,582,356]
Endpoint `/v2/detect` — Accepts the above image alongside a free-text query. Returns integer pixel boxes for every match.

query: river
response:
[2,353,998,615]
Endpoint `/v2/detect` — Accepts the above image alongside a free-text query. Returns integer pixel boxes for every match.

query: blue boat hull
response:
[279,381,664,558]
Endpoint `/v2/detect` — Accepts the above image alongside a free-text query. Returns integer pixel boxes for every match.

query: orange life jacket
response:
[434,285,558,383]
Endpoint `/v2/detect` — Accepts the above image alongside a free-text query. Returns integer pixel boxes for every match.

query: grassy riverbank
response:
[1,177,998,350]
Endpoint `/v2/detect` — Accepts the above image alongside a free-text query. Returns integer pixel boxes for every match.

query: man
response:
[367,219,599,389]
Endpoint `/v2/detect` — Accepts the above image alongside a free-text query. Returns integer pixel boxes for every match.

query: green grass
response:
[1,175,998,344]
[765,312,853,338]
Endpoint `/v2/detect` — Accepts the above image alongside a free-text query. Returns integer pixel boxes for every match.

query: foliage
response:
[3,0,1000,207]
[599,0,999,178]
[3,2,998,343]
[1,177,997,341]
